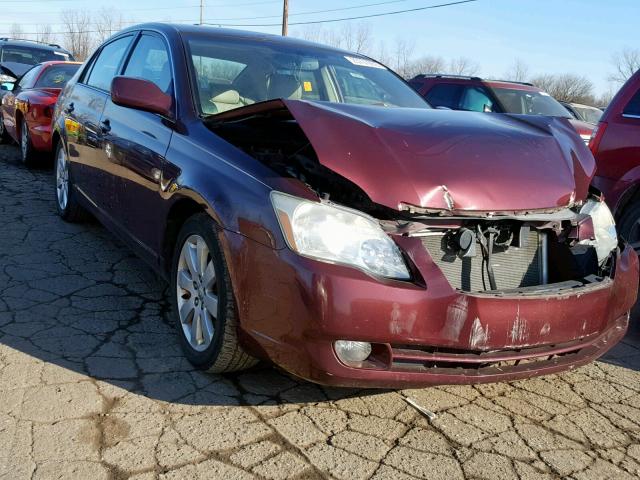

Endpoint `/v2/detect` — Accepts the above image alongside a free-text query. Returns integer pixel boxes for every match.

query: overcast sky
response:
[0,0,636,95]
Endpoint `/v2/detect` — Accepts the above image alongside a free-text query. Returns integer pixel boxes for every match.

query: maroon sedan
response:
[51,24,638,388]
[590,69,640,249]
[0,61,80,166]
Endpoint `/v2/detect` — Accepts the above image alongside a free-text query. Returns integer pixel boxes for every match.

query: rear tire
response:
[170,213,258,373]
[0,112,9,144]
[20,118,38,167]
[54,142,88,223]
[617,201,640,252]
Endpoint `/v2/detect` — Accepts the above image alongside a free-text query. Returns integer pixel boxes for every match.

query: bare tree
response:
[36,25,55,45]
[9,23,24,39]
[95,7,126,44]
[610,47,640,84]
[392,38,415,79]
[60,10,95,61]
[448,57,479,76]
[338,22,372,54]
[504,58,529,82]
[401,55,446,79]
[530,73,594,104]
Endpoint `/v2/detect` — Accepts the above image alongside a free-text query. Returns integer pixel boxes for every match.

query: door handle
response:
[100,119,111,134]
[64,102,74,114]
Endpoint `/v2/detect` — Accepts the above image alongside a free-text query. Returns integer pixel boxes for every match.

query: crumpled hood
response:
[283,100,596,213]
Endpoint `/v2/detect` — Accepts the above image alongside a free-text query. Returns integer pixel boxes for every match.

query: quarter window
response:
[623,90,640,117]
[86,36,133,92]
[16,66,40,90]
[123,34,172,93]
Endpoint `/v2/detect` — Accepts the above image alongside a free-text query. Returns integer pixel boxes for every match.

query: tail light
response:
[588,121,608,155]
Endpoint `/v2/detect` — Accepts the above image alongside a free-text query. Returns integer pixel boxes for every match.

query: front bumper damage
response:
[224,225,638,388]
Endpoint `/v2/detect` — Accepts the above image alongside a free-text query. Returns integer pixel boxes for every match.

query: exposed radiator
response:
[421,230,543,292]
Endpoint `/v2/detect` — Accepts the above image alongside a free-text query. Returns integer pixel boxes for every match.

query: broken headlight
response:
[271,192,410,280]
[579,199,617,264]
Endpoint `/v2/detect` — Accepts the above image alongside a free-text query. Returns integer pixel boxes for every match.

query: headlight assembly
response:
[271,192,410,280]
[579,199,617,264]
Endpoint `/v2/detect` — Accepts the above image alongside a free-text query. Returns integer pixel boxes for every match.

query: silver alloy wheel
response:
[21,123,28,160]
[56,146,69,210]
[176,234,218,352]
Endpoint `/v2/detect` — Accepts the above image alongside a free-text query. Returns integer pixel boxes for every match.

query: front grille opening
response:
[422,230,542,291]
[418,221,605,293]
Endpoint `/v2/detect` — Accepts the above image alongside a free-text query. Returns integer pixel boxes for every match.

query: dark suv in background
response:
[409,74,594,142]
[0,38,74,95]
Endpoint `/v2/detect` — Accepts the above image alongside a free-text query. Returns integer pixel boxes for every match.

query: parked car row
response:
[0,24,638,388]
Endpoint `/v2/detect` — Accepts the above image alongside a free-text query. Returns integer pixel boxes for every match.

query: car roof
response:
[0,38,71,54]
[115,23,360,56]
[412,74,541,92]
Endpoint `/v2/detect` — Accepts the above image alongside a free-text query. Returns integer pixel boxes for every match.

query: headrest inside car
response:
[210,89,241,105]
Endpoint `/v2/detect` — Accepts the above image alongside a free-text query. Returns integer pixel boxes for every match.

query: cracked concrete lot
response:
[2,143,640,480]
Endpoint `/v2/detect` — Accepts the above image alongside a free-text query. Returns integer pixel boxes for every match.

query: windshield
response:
[1,46,70,66]
[185,36,428,115]
[491,87,571,117]
[575,105,602,124]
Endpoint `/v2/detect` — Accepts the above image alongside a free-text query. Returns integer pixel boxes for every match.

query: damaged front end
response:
[396,197,618,295]
[205,99,638,386]
[207,99,618,295]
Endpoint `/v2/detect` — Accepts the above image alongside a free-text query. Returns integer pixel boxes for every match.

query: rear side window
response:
[425,84,464,109]
[35,64,80,88]
[623,90,640,117]
[86,36,133,92]
[123,34,172,93]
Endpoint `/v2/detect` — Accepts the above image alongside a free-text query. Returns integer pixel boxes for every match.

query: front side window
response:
[123,34,172,93]
[491,87,571,118]
[185,36,428,116]
[86,36,133,92]
[0,46,70,65]
[623,90,640,117]
[35,64,80,89]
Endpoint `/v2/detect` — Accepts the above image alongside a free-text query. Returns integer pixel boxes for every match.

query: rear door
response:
[64,35,134,211]
[98,32,174,259]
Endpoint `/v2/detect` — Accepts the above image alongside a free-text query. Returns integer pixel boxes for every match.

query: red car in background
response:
[590,69,640,249]
[409,74,595,142]
[0,61,81,166]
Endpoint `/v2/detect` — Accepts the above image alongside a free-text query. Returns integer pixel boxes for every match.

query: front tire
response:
[20,118,37,167]
[55,142,88,222]
[170,214,257,373]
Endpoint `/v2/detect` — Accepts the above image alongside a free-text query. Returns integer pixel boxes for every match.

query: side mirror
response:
[0,82,14,91]
[110,76,172,117]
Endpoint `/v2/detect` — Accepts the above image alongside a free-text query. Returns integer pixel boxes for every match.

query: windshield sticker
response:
[539,91,550,96]
[53,51,68,57]
[303,81,313,92]
[344,56,386,69]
